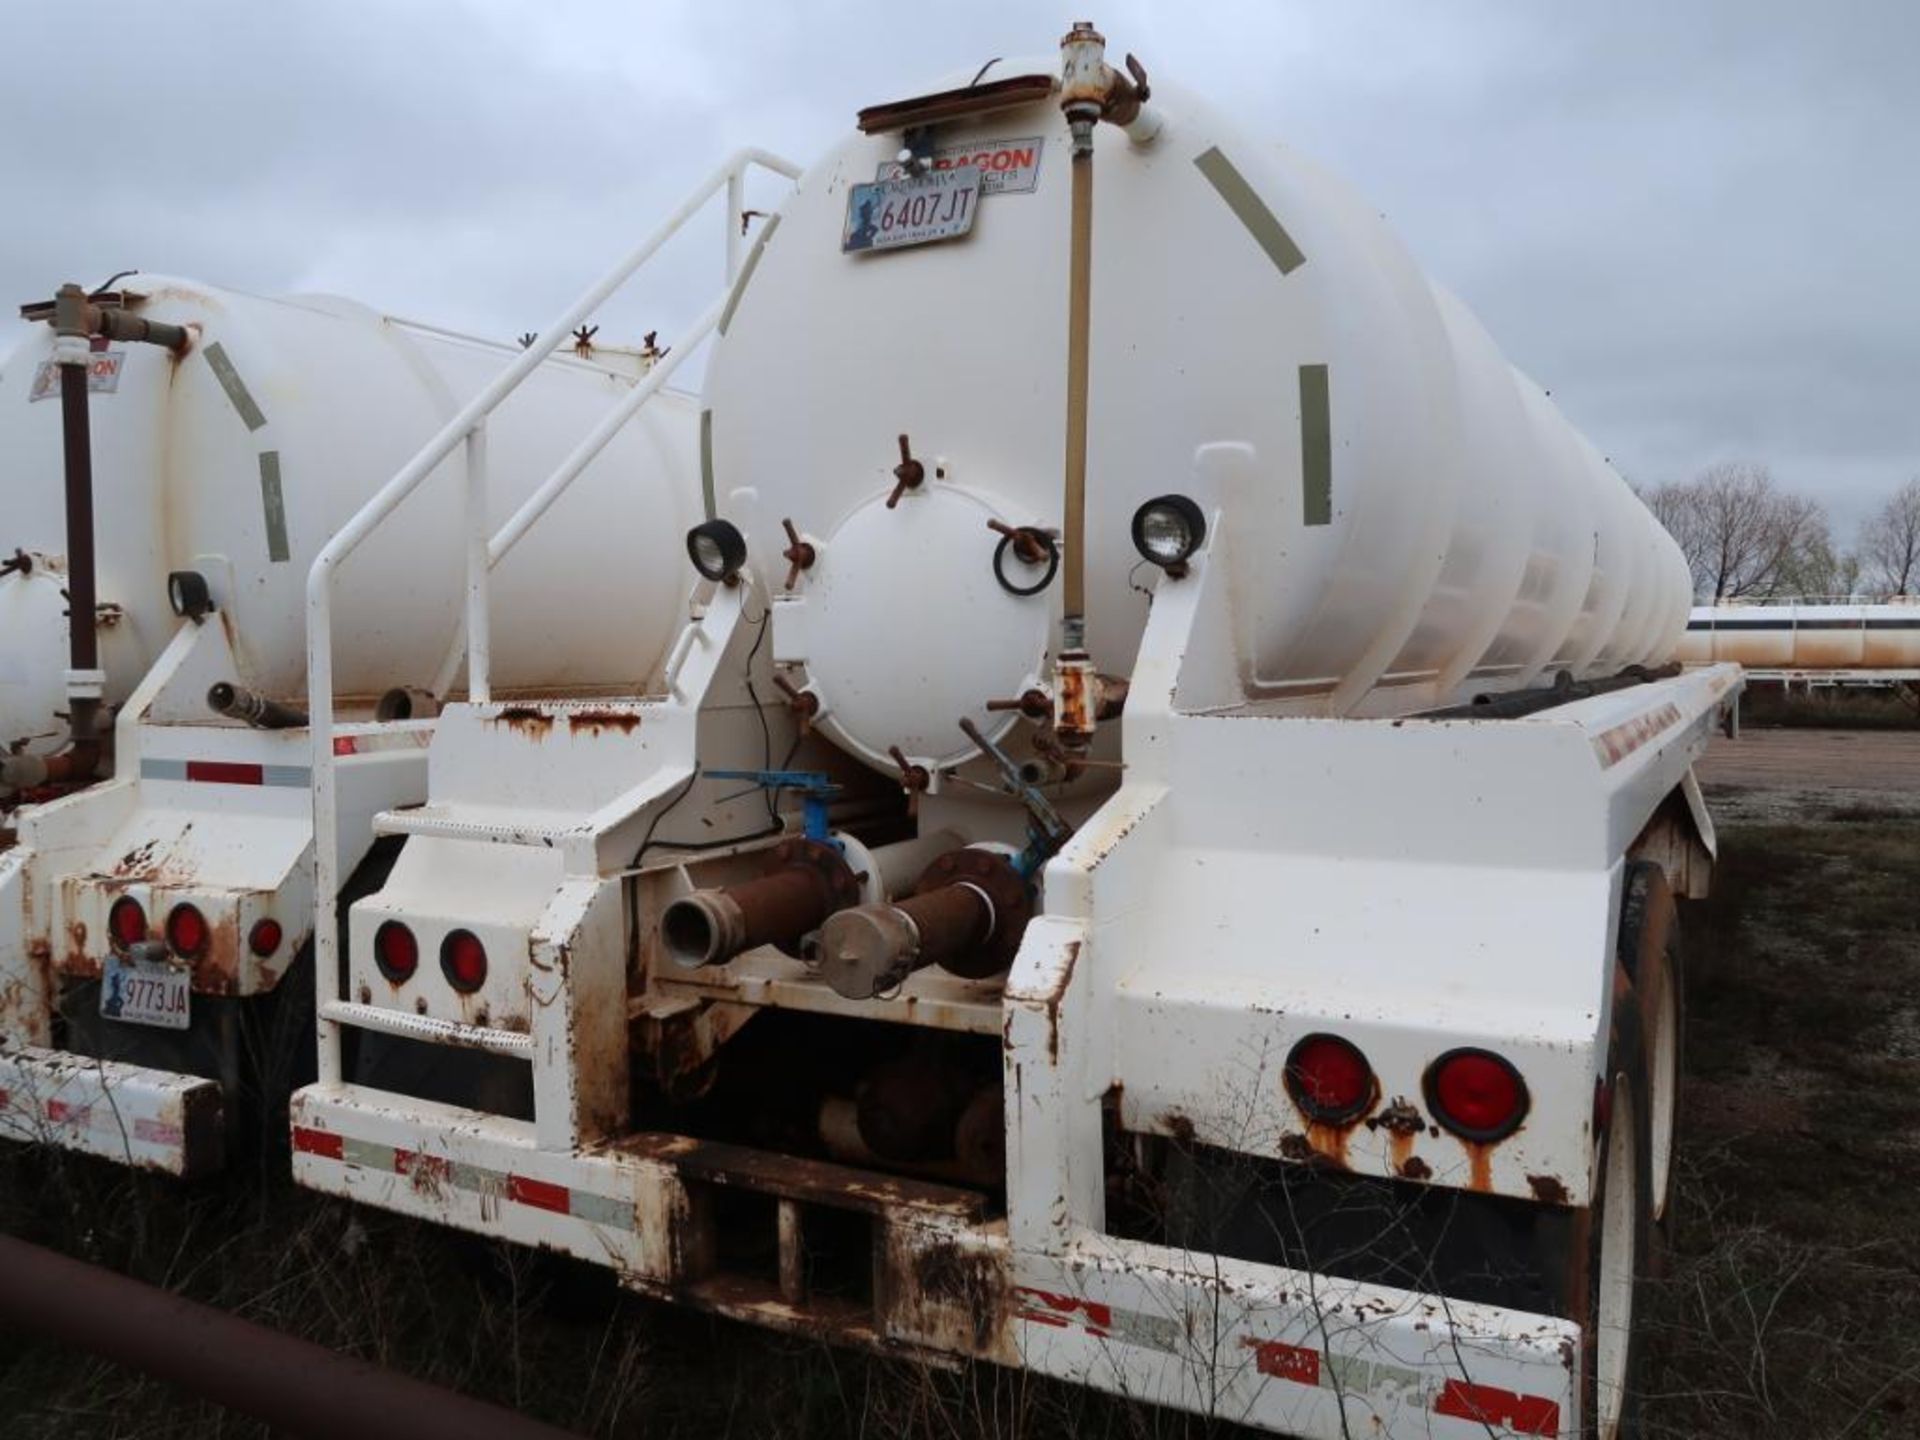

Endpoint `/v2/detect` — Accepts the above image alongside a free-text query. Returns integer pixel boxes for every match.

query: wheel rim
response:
[1649,966,1678,1222]
[1596,1071,1638,1438]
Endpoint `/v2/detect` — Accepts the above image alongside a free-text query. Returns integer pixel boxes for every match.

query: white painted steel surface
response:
[0,275,700,753]
[704,63,1694,773]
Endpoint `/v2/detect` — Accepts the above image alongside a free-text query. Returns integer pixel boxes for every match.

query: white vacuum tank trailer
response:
[283,27,1739,1440]
[0,274,702,1173]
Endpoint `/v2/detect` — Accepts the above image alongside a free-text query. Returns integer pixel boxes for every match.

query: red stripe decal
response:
[292,1126,345,1159]
[185,760,265,786]
[1434,1378,1561,1437]
[507,1174,570,1215]
[1241,1336,1321,1387]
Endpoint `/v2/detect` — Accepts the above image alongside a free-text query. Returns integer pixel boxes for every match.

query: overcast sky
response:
[3,1,1913,534]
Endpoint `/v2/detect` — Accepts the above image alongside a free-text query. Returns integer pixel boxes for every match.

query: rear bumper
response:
[290,1082,1578,1438]
[0,1045,223,1176]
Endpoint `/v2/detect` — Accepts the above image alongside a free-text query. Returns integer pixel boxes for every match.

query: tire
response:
[1581,971,1654,1440]
[1617,862,1684,1247]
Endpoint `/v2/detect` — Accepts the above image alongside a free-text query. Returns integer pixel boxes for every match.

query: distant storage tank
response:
[1678,602,1920,671]
[703,64,1693,774]
[0,276,700,751]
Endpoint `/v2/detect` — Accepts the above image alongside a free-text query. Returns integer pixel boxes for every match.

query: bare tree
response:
[1641,462,1825,602]
[1775,513,1861,600]
[1860,477,1920,597]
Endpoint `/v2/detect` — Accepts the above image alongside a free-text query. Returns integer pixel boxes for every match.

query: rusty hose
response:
[208,681,309,730]
[0,1232,582,1440]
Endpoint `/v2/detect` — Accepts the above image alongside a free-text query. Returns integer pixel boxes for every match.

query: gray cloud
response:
[2,0,1911,533]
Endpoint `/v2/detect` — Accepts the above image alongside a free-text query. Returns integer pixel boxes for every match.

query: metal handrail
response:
[306,147,800,1084]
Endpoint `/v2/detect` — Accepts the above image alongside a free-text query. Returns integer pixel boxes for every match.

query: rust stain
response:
[492,706,554,738]
[1159,1110,1196,1147]
[1398,1155,1432,1181]
[567,709,642,735]
[1303,1120,1353,1170]
[1465,1141,1494,1193]
[1527,1173,1570,1206]
[908,1239,1006,1354]
[1042,940,1079,1064]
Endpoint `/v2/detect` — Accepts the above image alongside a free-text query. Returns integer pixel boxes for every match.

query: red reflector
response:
[108,897,148,948]
[249,918,284,958]
[374,921,419,983]
[440,929,487,993]
[291,1126,344,1160]
[507,1173,570,1215]
[1284,1034,1374,1124]
[184,760,265,786]
[166,904,209,959]
[1427,1049,1529,1142]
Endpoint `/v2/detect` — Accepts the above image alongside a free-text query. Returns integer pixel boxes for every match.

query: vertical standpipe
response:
[46,282,191,759]
[52,284,100,752]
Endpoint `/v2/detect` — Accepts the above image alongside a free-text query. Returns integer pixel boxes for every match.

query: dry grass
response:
[1640,813,1920,1439]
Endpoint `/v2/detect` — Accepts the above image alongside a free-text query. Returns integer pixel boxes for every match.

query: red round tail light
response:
[440,929,487,993]
[1425,1049,1529,1142]
[1284,1034,1375,1125]
[373,921,419,983]
[248,918,284,959]
[166,904,209,959]
[108,897,148,949]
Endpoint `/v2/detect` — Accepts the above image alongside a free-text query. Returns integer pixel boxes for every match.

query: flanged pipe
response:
[816,847,1032,999]
[661,837,859,969]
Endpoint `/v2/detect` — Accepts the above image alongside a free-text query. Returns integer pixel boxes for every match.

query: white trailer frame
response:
[292,427,1741,1436]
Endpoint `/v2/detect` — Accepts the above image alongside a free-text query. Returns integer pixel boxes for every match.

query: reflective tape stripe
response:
[1590,702,1683,768]
[1299,363,1332,526]
[294,1125,635,1232]
[203,342,267,431]
[141,758,314,787]
[259,451,290,563]
[700,408,716,521]
[1194,146,1305,275]
[1026,1292,1563,1436]
[333,730,433,757]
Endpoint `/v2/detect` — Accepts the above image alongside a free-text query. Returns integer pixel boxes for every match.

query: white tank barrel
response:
[702,64,1693,774]
[0,275,701,751]
[1678,602,1920,671]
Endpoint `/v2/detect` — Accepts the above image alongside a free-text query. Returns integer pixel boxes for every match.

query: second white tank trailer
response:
[1679,600,1920,682]
[0,274,707,1173]
[289,29,1738,1440]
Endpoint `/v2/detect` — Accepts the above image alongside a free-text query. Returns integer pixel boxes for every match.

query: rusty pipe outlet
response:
[661,837,858,969]
[0,742,101,791]
[816,847,1033,999]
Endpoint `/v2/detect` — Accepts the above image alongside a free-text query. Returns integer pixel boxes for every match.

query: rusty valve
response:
[779,518,817,590]
[986,519,1053,566]
[888,746,931,793]
[886,433,926,509]
[772,674,819,732]
[985,688,1052,721]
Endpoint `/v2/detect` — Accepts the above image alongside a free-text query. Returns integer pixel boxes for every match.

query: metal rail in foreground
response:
[304,147,800,1088]
[0,1232,581,1440]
